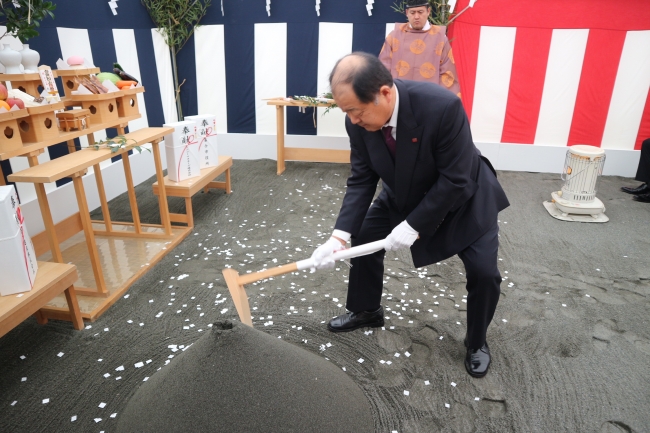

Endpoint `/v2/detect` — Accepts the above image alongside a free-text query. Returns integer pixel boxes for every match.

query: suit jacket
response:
[334,79,509,267]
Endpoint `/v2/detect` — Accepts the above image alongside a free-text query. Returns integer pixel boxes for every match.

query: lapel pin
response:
[412,138,418,143]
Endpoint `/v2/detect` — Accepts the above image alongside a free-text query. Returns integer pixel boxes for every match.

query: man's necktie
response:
[382,126,396,159]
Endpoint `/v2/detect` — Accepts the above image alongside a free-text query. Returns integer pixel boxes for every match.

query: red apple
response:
[6,98,24,109]
[0,83,7,100]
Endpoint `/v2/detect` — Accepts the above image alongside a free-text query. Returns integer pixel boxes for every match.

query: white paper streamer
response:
[108,0,118,16]
[266,0,271,16]
[315,0,321,16]
[366,0,374,16]
[221,0,224,16]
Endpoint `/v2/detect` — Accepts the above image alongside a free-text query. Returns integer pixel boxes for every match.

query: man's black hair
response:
[329,52,394,104]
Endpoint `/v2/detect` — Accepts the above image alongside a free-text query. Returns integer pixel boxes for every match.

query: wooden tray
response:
[67,91,124,102]
[26,102,65,115]
[53,67,101,76]
[0,71,58,80]
[0,108,29,121]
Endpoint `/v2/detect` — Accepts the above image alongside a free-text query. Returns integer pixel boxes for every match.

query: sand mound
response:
[116,320,374,433]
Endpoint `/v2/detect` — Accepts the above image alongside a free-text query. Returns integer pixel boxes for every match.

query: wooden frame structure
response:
[2,73,192,323]
[265,98,350,174]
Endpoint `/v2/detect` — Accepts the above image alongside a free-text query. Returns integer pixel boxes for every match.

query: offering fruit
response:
[0,83,7,100]
[96,72,121,85]
[0,100,10,111]
[6,98,24,109]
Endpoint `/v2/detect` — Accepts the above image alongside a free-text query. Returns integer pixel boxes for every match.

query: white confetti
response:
[134,362,144,368]
[57,352,64,357]
[358,358,364,363]
[110,413,117,418]
[71,415,77,422]
[42,398,50,404]
[98,402,106,408]
[445,403,450,408]
[451,382,457,387]
[475,397,480,401]
[424,380,430,385]
[403,390,410,396]
[115,365,124,371]
[94,418,102,423]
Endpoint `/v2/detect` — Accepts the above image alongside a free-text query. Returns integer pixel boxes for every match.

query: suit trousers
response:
[346,198,502,349]
[635,138,650,183]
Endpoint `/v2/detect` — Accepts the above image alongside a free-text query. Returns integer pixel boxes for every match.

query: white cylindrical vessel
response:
[560,145,606,203]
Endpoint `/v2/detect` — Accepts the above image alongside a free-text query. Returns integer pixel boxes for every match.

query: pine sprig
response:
[91,135,151,154]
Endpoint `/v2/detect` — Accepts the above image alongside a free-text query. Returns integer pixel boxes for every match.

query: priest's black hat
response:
[405,0,430,9]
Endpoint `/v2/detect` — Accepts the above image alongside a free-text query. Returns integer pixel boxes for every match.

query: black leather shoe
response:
[327,307,384,333]
[465,342,491,378]
[633,193,650,203]
[621,183,649,195]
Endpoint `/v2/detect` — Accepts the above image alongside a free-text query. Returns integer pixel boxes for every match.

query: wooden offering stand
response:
[265,97,350,175]
[0,72,55,98]
[3,80,192,324]
[54,67,100,97]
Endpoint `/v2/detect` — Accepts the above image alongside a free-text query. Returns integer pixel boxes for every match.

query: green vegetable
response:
[96,72,122,85]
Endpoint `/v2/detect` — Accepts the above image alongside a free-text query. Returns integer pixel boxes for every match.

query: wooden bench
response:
[0,262,83,338]
[152,155,232,227]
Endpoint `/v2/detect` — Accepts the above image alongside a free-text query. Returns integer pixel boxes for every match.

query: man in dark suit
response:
[310,52,509,378]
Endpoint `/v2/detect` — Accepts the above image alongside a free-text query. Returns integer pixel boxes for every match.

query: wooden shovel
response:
[222,239,386,326]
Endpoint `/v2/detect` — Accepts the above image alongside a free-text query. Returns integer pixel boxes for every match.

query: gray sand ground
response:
[0,159,649,432]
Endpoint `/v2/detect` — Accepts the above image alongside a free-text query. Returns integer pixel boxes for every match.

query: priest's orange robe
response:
[379,22,461,99]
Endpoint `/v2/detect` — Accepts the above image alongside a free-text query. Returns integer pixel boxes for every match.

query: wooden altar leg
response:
[0,163,5,186]
[67,139,77,153]
[276,105,285,175]
[72,174,108,294]
[121,153,142,234]
[26,152,64,263]
[151,139,172,236]
[63,285,84,330]
[93,163,113,232]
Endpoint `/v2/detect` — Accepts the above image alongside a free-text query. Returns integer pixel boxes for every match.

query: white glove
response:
[310,237,346,271]
[385,220,419,251]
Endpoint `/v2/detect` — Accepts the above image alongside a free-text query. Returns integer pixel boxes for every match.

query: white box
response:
[0,185,38,296]
[185,114,219,167]
[163,120,200,182]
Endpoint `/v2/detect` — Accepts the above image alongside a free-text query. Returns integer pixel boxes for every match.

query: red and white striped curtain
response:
[448,0,650,150]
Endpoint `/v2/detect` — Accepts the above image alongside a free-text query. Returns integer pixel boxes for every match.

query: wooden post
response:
[276,105,285,175]
[184,197,194,228]
[26,152,64,263]
[93,163,113,232]
[151,139,173,236]
[120,152,142,234]
[63,285,84,330]
[0,163,5,186]
[67,139,77,153]
[72,174,108,294]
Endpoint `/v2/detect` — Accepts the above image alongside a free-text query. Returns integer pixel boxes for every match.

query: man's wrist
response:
[331,229,351,245]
